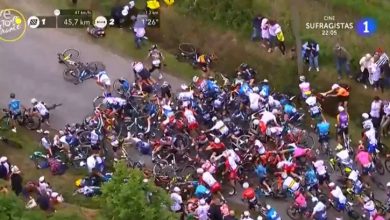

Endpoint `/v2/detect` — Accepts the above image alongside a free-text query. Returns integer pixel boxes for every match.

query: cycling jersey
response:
[305,169,318,186]
[313,160,327,176]
[248,92,261,111]
[331,186,347,205]
[242,188,256,200]
[255,164,267,177]
[362,119,374,130]
[260,111,276,125]
[145,103,158,117]
[299,81,311,98]
[312,202,327,220]
[363,200,376,218]
[133,62,144,73]
[282,176,300,192]
[309,105,321,118]
[104,97,126,109]
[205,80,220,94]
[284,104,296,117]
[210,120,229,135]
[200,172,221,193]
[266,208,281,220]
[355,151,371,167]
[178,91,194,102]
[97,71,111,85]
[295,193,307,208]
[337,111,349,128]
[135,140,150,155]
[336,87,349,97]
[316,121,330,136]
[260,84,270,97]
[184,109,196,124]
[8,99,21,114]
[162,105,174,118]
[194,184,209,199]
[33,102,49,116]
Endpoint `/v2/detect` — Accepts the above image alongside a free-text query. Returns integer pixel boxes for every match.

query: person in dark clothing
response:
[10,165,23,196]
[36,192,54,212]
[223,210,239,220]
[251,15,263,41]
[72,0,77,5]
[0,156,11,180]
[208,197,223,220]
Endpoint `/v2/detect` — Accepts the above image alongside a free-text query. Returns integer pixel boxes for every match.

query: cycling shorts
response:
[367,143,377,154]
[10,111,21,120]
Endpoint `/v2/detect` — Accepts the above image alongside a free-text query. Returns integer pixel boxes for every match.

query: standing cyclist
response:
[146,44,164,80]
[8,93,24,133]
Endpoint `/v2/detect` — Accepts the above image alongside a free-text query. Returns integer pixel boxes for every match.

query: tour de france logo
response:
[0,8,27,42]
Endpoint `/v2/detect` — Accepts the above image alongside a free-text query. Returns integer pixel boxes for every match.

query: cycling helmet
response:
[173,187,181,193]
[128,1,135,8]
[31,98,38,104]
[387,182,390,187]
[0,156,7,162]
[312,197,319,203]
[75,179,82,187]
[338,106,344,112]
[193,76,199,83]
[151,44,158,50]
[243,211,250,217]
[39,176,45,182]
[181,84,188,90]
[328,182,335,188]
[253,119,260,126]
[214,137,220,144]
[197,168,204,174]
[335,143,343,151]
[362,113,369,119]
[363,196,370,203]
[43,130,50,135]
[263,79,269,83]
[199,199,206,205]
[212,116,218,122]
[281,172,287,179]
[265,204,271,210]
[331,84,340,90]
[299,75,305,82]
[257,216,263,220]
[252,87,259,92]
[143,179,149,183]
[240,63,248,69]
[242,182,249,189]
[162,81,169,86]
[121,9,129,16]
[10,93,15,98]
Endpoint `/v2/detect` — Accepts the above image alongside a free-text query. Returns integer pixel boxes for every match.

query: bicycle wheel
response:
[87,61,106,73]
[179,165,196,181]
[25,115,41,130]
[63,67,80,83]
[79,131,91,145]
[178,43,196,56]
[300,132,315,148]
[93,96,105,108]
[286,206,301,220]
[375,158,385,175]
[153,160,169,176]
[62,48,80,60]
[113,79,124,96]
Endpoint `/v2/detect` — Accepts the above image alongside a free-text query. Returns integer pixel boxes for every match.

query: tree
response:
[99,162,178,220]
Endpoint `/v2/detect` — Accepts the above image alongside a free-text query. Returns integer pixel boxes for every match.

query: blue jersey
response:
[194,184,209,198]
[316,121,330,136]
[305,169,318,186]
[8,99,21,114]
[145,103,157,117]
[260,84,270,97]
[284,104,296,116]
[121,80,130,92]
[266,208,280,220]
[206,80,219,93]
[255,164,267,177]
[239,82,252,96]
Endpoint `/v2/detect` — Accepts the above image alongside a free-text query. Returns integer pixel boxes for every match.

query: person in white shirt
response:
[364,127,378,154]
[362,196,377,219]
[40,130,53,157]
[370,96,382,129]
[134,26,146,49]
[268,20,285,55]
[281,172,300,193]
[312,159,329,186]
[197,168,222,197]
[177,84,194,108]
[329,182,347,211]
[195,199,209,220]
[260,110,279,126]
[38,176,52,196]
[170,187,183,212]
[248,89,262,112]
[204,117,229,137]
[369,62,381,90]
[298,75,311,100]
[380,101,390,137]
[362,113,374,130]
[260,17,270,51]
[310,197,327,220]
[31,98,50,133]
[359,53,373,89]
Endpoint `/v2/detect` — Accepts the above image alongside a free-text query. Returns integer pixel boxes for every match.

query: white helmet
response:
[242,182,249,189]
[362,113,369,119]
[173,187,181,193]
[331,84,340,90]
[338,106,345,112]
[257,216,263,220]
[214,137,220,144]
[312,197,319,203]
[263,79,268,83]
[243,211,250,216]
[181,84,188,90]
[386,182,390,187]
[123,5,130,11]
[128,1,135,8]
[328,182,336,188]
[212,116,218,122]
[266,204,271,210]
[252,87,259,92]
[253,119,260,125]
[193,75,199,83]
[0,156,7,163]
[143,179,149,183]
[31,98,38,104]
[39,176,45,182]
[281,172,287,179]
[199,199,206,205]
[299,75,305,82]
[43,130,50,135]
[197,168,204,174]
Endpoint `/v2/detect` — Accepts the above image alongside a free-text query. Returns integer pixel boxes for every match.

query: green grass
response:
[0,129,100,210]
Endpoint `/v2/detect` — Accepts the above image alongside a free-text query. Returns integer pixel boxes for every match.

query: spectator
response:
[260,17,270,51]
[380,101,390,137]
[195,199,210,220]
[370,96,382,130]
[302,40,320,72]
[268,20,286,55]
[134,16,147,49]
[0,156,11,180]
[358,53,373,89]
[251,15,263,41]
[40,130,53,157]
[208,197,223,220]
[333,43,352,79]
[10,165,22,196]
[369,60,381,91]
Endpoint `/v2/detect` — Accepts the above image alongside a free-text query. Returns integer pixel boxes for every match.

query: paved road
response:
[1,1,390,219]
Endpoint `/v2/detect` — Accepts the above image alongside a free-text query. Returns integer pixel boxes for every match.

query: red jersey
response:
[242,188,256,200]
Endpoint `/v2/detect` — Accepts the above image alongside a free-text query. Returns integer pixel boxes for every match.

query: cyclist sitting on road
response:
[196,168,224,200]
[8,93,24,133]
[316,117,330,144]
[311,197,327,220]
[355,145,373,175]
[293,190,307,214]
[281,172,300,194]
[328,182,347,211]
[362,195,377,220]
[147,44,164,80]
[95,71,112,92]
[320,83,349,108]
[242,182,257,210]
[298,75,311,100]
[336,106,349,144]
[254,163,272,194]
[31,98,50,133]
[265,204,281,220]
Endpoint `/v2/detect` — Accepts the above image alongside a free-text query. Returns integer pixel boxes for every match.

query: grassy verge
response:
[0,129,101,210]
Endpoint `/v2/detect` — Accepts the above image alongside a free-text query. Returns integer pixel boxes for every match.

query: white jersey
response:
[104,97,126,107]
[312,202,327,217]
[336,149,351,166]
[299,82,311,95]
[260,111,276,124]
[282,176,300,192]
[34,102,49,116]
[227,156,238,170]
[370,100,382,118]
[331,186,346,204]
[201,172,217,187]
[170,192,183,212]
[86,155,96,173]
[313,160,327,176]
[90,131,99,145]
[133,62,144,73]
[97,72,111,85]
[184,109,196,124]
[178,91,194,101]
[248,92,261,111]
[210,120,229,135]
[365,128,377,145]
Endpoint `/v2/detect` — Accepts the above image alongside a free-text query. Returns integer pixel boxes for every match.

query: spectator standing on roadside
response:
[370,96,382,130]
[380,100,390,137]
[302,40,320,72]
[208,197,223,220]
[260,17,270,51]
[251,15,263,41]
[133,11,147,49]
[268,20,286,55]
[359,53,373,89]
[10,165,22,196]
[333,43,352,80]
[369,60,381,91]
[0,156,11,180]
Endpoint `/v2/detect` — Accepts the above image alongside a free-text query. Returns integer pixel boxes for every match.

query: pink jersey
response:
[293,147,306,158]
[355,151,371,167]
[295,193,307,208]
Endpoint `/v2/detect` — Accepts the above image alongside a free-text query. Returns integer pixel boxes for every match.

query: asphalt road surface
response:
[1,2,390,220]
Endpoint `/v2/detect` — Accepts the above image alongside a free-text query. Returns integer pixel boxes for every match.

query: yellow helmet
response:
[335,143,343,151]
[147,0,160,10]
[75,179,82,187]
[164,0,174,6]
